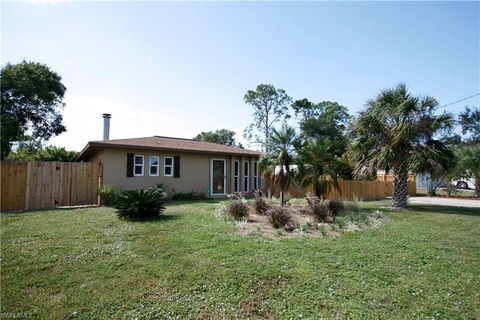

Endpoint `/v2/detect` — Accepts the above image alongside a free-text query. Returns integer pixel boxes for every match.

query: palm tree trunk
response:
[392,161,409,209]
[475,176,480,198]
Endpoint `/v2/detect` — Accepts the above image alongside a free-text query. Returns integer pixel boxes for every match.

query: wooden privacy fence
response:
[265,178,416,201]
[1,161,101,211]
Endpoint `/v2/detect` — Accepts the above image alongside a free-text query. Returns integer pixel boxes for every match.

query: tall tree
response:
[259,125,298,205]
[1,61,67,159]
[458,106,480,144]
[294,99,352,195]
[193,129,237,146]
[298,100,350,156]
[243,84,292,151]
[349,84,453,209]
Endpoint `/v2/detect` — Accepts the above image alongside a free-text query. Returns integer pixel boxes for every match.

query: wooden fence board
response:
[266,176,416,201]
[1,161,100,211]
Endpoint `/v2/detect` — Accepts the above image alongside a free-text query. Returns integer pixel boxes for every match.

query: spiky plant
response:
[114,188,166,220]
[349,84,453,208]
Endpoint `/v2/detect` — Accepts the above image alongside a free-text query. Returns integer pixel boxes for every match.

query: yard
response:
[1,200,479,319]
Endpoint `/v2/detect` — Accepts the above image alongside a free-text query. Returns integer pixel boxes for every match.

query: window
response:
[149,156,159,176]
[134,155,144,176]
[244,161,249,192]
[164,157,173,176]
[254,162,258,189]
[234,161,239,192]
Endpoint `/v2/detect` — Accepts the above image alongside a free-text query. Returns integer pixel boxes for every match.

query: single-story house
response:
[77,135,263,197]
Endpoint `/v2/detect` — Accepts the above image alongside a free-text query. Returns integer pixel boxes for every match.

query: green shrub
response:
[253,197,270,215]
[114,189,166,220]
[328,199,345,217]
[225,200,249,220]
[97,185,121,206]
[268,206,293,230]
[171,191,195,200]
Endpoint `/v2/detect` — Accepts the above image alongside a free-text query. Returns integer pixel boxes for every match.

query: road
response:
[408,196,480,208]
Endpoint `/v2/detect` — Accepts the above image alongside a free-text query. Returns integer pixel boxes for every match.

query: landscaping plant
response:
[225,199,249,220]
[267,206,294,229]
[253,197,270,215]
[114,188,166,220]
[97,185,121,207]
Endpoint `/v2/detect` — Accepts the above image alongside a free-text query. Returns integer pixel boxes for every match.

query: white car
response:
[451,178,477,190]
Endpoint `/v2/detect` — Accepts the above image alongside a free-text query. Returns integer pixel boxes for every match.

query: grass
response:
[1,200,479,319]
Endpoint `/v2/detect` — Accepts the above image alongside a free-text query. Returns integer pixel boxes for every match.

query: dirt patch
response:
[233,206,384,239]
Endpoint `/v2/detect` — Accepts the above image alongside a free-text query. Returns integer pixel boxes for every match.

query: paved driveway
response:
[409,196,480,208]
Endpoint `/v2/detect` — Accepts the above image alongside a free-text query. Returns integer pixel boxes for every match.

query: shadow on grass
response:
[0,205,103,217]
[164,199,225,207]
[408,204,480,217]
[119,213,180,223]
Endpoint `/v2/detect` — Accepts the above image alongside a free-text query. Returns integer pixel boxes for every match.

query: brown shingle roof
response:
[77,136,262,160]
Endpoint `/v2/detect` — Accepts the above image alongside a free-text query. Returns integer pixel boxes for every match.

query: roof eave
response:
[76,141,261,161]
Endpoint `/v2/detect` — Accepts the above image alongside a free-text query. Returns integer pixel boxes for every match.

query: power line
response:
[439,92,480,109]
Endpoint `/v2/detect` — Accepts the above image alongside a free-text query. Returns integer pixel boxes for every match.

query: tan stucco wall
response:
[97,147,260,196]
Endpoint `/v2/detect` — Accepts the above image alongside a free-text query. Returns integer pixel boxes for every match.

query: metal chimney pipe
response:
[102,113,111,140]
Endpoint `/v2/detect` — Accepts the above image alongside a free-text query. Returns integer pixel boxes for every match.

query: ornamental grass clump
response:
[268,206,294,230]
[225,199,249,220]
[114,188,166,220]
[310,201,330,223]
[253,197,270,215]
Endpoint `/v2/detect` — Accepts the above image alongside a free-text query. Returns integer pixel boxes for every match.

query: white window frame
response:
[149,156,160,177]
[164,157,174,177]
[254,161,258,189]
[234,160,239,192]
[133,155,144,177]
[244,161,249,192]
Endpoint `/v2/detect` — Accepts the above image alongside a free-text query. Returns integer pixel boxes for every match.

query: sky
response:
[2,1,479,151]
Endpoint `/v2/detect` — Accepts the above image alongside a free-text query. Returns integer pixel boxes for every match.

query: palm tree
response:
[296,140,342,199]
[349,84,453,208]
[259,124,298,205]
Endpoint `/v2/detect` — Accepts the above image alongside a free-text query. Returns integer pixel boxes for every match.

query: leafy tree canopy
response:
[452,143,480,197]
[298,100,350,156]
[193,129,239,146]
[243,84,291,151]
[1,60,67,159]
[458,106,479,144]
[6,137,77,162]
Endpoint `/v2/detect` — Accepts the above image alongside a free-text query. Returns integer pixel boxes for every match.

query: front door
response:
[211,159,226,195]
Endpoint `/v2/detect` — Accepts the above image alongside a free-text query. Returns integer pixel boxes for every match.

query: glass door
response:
[211,159,226,194]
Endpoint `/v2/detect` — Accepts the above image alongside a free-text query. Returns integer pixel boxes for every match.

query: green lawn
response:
[1,201,479,319]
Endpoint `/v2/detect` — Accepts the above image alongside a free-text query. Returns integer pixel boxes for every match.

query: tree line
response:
[243,83,479,208]
[1,61,478,208]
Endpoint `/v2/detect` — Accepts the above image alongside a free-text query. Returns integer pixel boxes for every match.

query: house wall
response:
[96,147,260,196]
